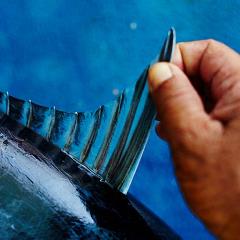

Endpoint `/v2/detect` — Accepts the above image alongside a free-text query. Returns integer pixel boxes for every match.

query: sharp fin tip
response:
[169,27,175,33]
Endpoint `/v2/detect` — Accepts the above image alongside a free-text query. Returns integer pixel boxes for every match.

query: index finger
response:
[172,40,240,101]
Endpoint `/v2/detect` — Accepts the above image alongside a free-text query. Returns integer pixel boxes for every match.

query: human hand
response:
[148,40,240,239]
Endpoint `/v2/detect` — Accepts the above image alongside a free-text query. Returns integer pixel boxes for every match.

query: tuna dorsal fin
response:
[0,28,176,193]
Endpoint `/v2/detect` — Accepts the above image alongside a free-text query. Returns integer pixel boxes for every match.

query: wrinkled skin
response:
[148,40,240,239]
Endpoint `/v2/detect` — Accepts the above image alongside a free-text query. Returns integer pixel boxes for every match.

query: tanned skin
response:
[148,40,240,239]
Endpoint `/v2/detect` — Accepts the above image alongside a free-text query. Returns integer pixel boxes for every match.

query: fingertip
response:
[148,62,173,92]
[149,62,205,128]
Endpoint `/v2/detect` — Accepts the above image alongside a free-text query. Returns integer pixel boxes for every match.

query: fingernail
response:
[148,63,173,92]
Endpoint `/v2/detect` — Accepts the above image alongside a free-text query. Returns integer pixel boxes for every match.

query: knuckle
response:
[206,38,218,46]
[204,39,225,57]
[205,39,223,51]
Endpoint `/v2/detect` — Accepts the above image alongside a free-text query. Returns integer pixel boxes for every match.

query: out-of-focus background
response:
[0,1,239,239]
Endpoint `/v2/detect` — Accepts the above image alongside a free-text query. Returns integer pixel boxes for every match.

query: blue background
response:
[0,1,239,239]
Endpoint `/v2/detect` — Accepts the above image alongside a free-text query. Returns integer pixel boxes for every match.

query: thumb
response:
[148,62,206,140]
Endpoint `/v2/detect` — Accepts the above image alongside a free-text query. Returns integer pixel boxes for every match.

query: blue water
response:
[0,1,239,239]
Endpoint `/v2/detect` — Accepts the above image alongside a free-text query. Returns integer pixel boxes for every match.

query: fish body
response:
[0,28,175,193]
[0,29,178,239]
[0,67,154,194]
[0,118,180,239]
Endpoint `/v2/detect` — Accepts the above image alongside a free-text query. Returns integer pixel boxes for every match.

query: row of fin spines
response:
[0,91,128,173]
[0,66,153,192]
[107,89,156,191]
[102,68,150,184]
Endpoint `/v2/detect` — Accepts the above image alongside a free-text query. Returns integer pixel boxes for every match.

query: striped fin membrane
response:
[0,28,176,193]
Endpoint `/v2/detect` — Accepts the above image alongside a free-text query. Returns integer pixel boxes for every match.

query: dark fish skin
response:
[0,115,181,240]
